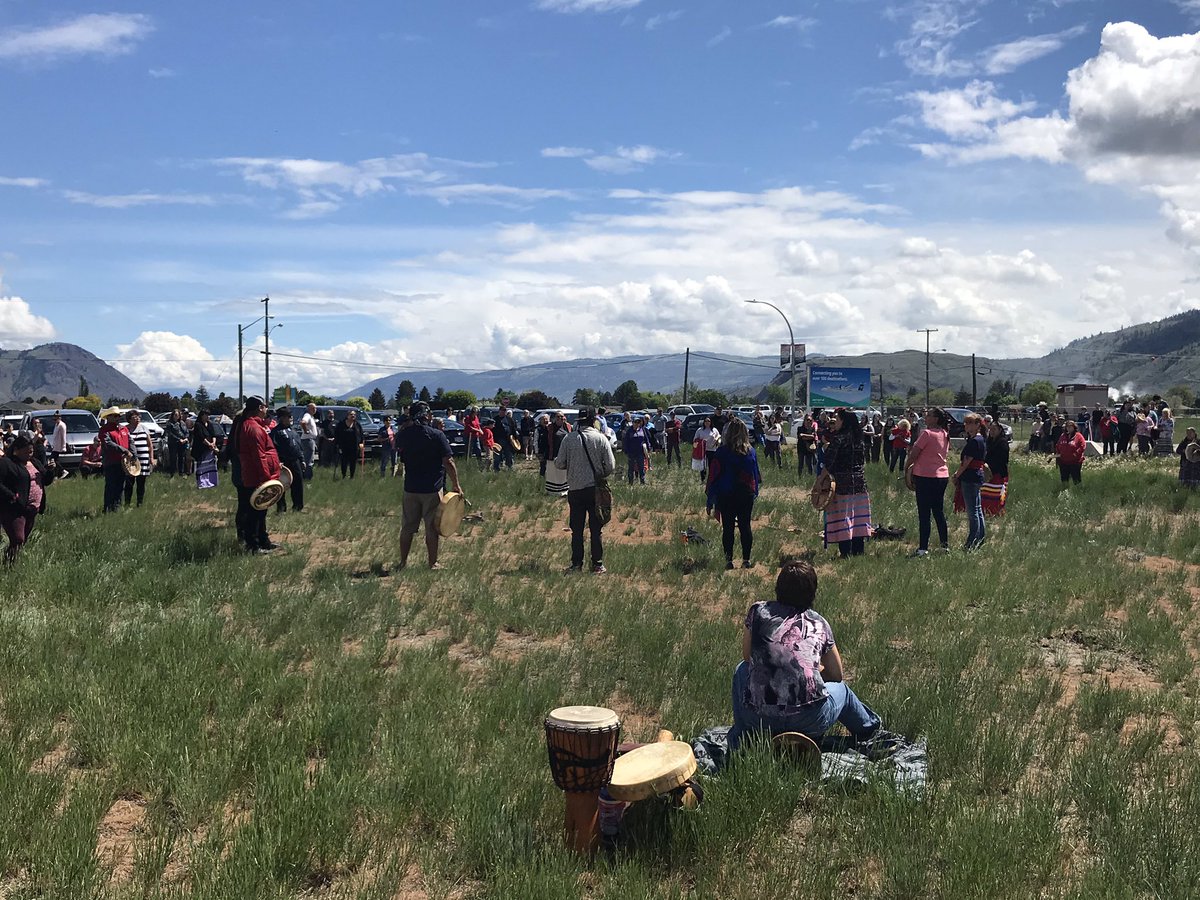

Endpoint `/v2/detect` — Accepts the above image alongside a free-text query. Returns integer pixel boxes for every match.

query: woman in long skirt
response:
[1178,427,1200,489]
[822,409,871,558]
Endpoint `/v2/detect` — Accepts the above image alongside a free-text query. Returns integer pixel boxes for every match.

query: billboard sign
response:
[808,367,871,409]
[779,343,807,370]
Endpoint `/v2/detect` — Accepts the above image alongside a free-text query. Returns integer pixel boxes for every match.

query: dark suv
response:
[289,405,383,455]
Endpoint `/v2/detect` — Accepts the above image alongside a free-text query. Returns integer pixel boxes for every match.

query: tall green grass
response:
[0,450,1197,898]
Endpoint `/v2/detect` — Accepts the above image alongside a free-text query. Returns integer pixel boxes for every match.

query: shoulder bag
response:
[580,432,613,526]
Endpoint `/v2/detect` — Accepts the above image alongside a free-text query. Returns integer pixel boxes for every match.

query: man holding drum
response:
[234,396,282,554]
[396,401,463,571]
[98,407,134,514]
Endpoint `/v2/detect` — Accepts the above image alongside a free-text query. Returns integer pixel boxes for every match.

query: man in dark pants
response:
[493,408,517,471]
[233,397,281,554]
[271,407,305,513]
[554,408,616,574]
[97,407,133,514]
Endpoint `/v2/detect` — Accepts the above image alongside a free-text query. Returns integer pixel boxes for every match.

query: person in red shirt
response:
[462,407,484,463]
[1055,419,1086,485]
[97,407,133,513]
[234,396,282,554]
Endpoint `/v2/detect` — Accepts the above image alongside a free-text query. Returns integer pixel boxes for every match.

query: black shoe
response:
[261,541,281,551]
[725,560,734,570]
[742,560,753,569]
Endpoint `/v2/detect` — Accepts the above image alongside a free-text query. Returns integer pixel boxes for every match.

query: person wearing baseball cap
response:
[395,401,463,570]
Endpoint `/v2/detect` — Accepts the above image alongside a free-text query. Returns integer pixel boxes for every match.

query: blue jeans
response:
[493,442,513,471]
[727,661,880,752]
[627,454,646,484]
[379,445,396,475]
[961,478,985,548]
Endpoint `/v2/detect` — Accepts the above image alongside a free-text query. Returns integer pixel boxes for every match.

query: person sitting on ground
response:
[80,437,103,478]
[728,559,884,752]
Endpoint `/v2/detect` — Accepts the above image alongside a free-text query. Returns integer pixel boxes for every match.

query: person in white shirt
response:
[299,403,319,479]
[694,417,721,482]
[50,411,69,463]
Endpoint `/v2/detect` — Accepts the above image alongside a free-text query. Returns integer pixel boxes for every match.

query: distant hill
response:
[0,342,144,404]
[345,311,1199,404]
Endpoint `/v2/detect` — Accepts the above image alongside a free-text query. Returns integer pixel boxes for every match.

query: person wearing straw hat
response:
[97,406,134,513]
[396,401,463,570]
[1178,427,1200,489]
[234,396,282,554]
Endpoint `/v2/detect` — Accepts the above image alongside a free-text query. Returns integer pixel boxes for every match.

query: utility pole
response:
[917,328,939,408]
[971,353,977,407]
[262,296,270,403]
[237,325,245,404]
[878,373,884,410]
[682,348,690,404]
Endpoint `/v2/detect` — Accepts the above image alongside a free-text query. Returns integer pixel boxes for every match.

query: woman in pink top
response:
[904,407,951,557]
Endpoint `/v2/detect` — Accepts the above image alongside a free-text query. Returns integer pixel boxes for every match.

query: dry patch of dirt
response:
[605,689,661,742]
[95,795,148,888]
[1038,630,1162,708]
[1120,713,1184,750]
[161,797,252,886]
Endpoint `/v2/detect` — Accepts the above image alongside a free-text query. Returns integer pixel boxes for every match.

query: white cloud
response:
[706,26,732,47]
[535,0,643,13]
[0,13,152,62]
[583,145,679,173]
[899,236,940,257]
[761,15,816,31]
[645,10,683,30]
[911,22,1200,253]
[216,153,567,216]
[113,331,221,389]
[407,183,576,206]
[779,240,840,274]
[0,294,56,347]
[63,190,217,208]
[981,25,1087,74]
[0,176,47,189]
[541,146,593,158]
[147,67,175,78]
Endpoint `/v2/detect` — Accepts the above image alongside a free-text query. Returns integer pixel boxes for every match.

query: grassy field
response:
[2,446,1199,899]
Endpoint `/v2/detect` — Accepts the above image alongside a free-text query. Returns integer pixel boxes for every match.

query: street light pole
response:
[917,328,939,408]
[746,299,796,429]
[237,324,245,404]
[262,296,270,404]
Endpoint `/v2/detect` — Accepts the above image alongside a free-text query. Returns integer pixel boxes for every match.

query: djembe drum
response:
[544,706,621,853]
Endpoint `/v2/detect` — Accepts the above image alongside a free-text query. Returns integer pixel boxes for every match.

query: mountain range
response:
[346,310,1200,404]
[0,343,143,405]
[3,310,1197,408]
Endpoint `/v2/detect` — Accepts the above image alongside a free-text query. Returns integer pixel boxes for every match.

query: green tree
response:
[344,396,372,412]
[179,391,195,411]
[493,388,518,405]
[65,394,102,414]
[690,388,728,408]
[612,379,642,410]
[79,376,89,397]
[194,385,211,407]
[209,393,237,417]
[928,388,955,406]
[954,386,973,406]
[906,386,920,400]
[573,387,601,407]
[368,388,387,410]
[1019,380,1056,407]
[36,396,52,405]
[1168,384,1195,408]
[516,390,558,410]
[142,392,176,414]
[393,380,416,407]
[418,385,432,402]
[441,389,476,410]
[764,384,789,405]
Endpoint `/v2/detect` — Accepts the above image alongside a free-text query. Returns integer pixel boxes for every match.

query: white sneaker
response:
[909,549,929,558]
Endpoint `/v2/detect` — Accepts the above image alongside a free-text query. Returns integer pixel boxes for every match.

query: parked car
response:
[666,403,715,422]
[19,409,101,470]
[287,405,383,455]
[536,408,580,427]
[680,413,709,443]
[440,419,468,456]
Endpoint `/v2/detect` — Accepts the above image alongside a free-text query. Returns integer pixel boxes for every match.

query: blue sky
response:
[1,0,1198,395]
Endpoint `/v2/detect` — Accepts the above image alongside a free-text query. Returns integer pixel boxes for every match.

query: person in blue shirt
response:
[952,413,988,551]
